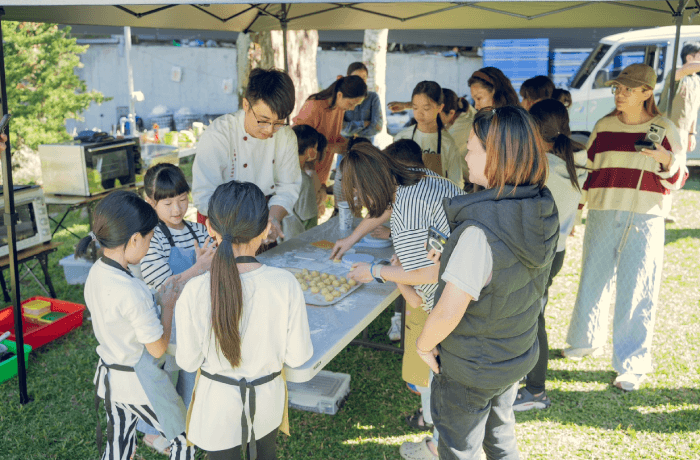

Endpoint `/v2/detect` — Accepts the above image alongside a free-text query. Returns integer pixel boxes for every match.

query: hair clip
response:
[88,231,97,242]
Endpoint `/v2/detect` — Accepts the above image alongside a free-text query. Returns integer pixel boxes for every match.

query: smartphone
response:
[426,226,449,253]
[634,139,654,152]
[0,113,10,132]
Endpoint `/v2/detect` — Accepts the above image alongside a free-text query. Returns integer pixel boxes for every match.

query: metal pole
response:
[0,8,31,405]
[124,26,136,131]
[668,0,690,116]
[281,7,289,73]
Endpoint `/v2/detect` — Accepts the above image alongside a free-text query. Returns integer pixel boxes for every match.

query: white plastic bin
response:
[287,370,351,415]
[58,255,94,285]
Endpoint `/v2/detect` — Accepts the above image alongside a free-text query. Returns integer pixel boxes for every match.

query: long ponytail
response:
[308,75,367,110]
[207,181,269,368]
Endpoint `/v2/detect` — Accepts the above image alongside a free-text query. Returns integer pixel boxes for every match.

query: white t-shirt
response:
[394,126,464,189]
[546,150,588,252]
[85,259,164,405]
[175,266,313,451]
[448,107,477,182]
[140,221,209,290]
[442,227,493,301]
[391,169,465,309]
[192,110,302,216]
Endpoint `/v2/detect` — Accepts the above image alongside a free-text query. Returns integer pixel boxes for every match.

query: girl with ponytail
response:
[513,98,588,411]
[294,75,367,185]
[175,181,313,459]
[442,87,478,188]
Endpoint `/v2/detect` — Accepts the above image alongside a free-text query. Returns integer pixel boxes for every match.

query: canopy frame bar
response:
[190,4,258,23]
[114,4,177,19]
[601,1,673,14]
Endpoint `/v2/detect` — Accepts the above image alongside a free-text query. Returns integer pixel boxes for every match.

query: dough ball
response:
[302,268,309,275]
[339,286,349,294]
[333,258,341,263]
[340,277,347,283]
[341,283,350,290]
[332,280,340,287]
[329,275,337,281]
[321,287,330,295]
[348,279,357,286]
[313,276,321,282]
[332,290,342,298]
[324,278,333,285]
[310,286,320,294]
[324,294,334,302]
[311,270,319,276]
[304,275,313,282]
[320,272,328,279]
[300,283,308,290]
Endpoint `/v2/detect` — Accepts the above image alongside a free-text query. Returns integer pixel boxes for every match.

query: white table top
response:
[257,217,399,383]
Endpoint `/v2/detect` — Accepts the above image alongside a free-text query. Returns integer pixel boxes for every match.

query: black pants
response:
[207,428,278,460]
[525,250,566,394]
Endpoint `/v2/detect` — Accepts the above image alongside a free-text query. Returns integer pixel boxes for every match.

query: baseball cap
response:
[605,63,657,89]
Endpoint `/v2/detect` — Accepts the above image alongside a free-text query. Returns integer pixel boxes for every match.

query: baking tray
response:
[284,267,362,307]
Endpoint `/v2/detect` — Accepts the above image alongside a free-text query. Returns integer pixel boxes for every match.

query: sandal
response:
[143,434,170,456]
[400,437,438,460]
[613,373,646,392]
[405,408,433,431]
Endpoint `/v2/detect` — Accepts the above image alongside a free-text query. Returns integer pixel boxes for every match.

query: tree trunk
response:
[362,29,392,148]
[236,30,318,119]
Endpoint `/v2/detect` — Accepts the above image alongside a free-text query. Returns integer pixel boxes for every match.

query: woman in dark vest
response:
[407,106,558,459]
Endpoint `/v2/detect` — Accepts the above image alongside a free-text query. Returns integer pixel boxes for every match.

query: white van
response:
[568,25,700,159]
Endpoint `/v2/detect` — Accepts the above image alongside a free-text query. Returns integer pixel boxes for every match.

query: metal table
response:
[257,216,401,383]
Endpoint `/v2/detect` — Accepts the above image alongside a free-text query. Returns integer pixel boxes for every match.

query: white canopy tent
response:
[1,0,696,404]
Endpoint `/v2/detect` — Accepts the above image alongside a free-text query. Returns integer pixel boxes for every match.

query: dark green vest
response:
[435,185,559,389]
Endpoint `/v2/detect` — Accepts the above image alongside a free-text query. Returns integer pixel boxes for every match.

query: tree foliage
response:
[2,22,107,150]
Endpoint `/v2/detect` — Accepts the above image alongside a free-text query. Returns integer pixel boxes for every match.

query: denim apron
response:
[96,257,186,448]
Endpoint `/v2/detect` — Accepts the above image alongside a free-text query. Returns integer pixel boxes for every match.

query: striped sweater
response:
[579,115,688,217]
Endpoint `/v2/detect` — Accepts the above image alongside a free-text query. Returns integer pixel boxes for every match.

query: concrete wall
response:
[68,44,482,133]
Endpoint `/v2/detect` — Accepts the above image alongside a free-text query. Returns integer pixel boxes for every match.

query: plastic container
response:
[174,113,202,131]
[287,370,351,415]
[0,297,86,349]
[58,255,94,285]
[0,340,32,384]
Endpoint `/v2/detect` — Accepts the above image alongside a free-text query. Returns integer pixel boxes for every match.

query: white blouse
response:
[175,266,313,451]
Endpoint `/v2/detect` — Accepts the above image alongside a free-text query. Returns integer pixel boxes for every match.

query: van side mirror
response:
[594,69,610,88]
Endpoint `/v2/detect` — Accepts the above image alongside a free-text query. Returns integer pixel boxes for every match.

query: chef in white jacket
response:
[192,68,301,243]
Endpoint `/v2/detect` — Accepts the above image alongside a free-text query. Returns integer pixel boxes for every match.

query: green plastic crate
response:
[0,339,32,384]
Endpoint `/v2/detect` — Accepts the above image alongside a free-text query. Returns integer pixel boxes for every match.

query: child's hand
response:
[194,238,216,270]
[390,253,402,267]
[347,262,373,284]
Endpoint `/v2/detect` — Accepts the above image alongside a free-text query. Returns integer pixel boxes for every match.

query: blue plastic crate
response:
[484,59,549,74]
[552,51,591,61]
[484,38,549,48]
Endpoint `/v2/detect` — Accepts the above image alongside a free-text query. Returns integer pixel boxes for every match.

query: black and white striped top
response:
[391,169,465,310]
[140,221,209,290]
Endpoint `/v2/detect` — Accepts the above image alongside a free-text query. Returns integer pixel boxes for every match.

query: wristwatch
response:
[371,260,390,284]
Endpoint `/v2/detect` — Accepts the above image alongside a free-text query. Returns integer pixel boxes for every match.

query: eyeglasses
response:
[610,85,648,96]
[250,106,289,131]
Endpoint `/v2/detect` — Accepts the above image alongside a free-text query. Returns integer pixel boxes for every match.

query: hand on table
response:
[371,226,391,240]
[330,237,353,260]
[417,346,440,374]
[347,262,373,284]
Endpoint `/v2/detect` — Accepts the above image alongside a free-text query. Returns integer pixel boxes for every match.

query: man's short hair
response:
[383,139,424,167]
[681,42,700,64]
[520,76,555,102]
[245,68,296,120]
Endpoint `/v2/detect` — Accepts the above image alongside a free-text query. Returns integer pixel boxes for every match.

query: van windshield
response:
[570,44,611,89]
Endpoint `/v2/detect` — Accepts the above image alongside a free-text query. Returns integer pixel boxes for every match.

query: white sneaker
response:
[561,346,603,360]
[388,312,401,341]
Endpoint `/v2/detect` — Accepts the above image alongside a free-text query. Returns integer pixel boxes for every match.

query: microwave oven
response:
[38,138,142,196]
[0,185,52,258]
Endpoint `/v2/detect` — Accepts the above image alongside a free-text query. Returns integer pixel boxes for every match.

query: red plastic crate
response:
[0,296,86,349]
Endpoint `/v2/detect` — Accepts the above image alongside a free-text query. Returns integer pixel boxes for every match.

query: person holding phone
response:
[339,142,464,459]
[563,64,688,391]
[411,106,558,459]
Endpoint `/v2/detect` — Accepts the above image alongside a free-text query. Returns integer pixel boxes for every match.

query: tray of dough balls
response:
[287,267,361,306]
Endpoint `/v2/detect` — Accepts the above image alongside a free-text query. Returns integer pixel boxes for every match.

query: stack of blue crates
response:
[550,48,593,88]
[482,38,549,94]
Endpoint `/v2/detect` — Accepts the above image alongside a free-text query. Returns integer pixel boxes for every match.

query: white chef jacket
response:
[192,110,302,216]
[175,266,313,451]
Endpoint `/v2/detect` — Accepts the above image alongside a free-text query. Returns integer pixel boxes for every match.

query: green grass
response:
[2,172,700,459]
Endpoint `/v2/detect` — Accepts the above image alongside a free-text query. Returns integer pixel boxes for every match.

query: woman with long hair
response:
[407,105,558,459]
[441,87,477,188]
[563,64,688,391]
[293,75,367,185]
[175,181,313,459]
[467,66,520,110]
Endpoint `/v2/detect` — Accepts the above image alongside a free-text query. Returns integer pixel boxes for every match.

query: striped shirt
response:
[580,115,688,218]
[391,169,465,310]
[140,221,209,290]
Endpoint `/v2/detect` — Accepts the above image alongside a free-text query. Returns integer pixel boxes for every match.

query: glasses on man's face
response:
[610,85,647,97]
[250,106,289,131]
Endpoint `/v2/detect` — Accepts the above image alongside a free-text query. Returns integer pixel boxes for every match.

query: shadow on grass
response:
[665,228,700,245]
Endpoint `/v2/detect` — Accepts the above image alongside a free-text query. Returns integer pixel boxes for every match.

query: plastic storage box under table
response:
[287,370,351,415]
[0,340,32,384]
[58,255,94,285]
[0,297,86,349]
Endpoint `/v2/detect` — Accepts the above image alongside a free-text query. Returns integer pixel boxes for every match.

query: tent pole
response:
[0,8,31,405]
[124,26,136,131]
[281,6,289,73]
[668,0,690,116]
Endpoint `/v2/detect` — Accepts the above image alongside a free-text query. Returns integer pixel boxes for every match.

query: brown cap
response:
[605,63,657,88]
